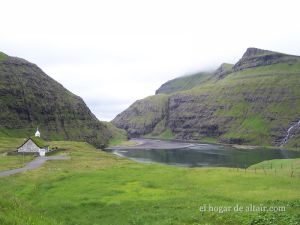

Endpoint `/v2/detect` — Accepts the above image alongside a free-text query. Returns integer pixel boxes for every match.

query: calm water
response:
[111,144,300,168]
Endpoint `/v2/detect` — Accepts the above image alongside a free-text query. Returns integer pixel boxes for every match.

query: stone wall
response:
[18,139,40,153]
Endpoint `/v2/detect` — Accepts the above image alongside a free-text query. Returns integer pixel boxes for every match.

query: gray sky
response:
[1,0,300,121]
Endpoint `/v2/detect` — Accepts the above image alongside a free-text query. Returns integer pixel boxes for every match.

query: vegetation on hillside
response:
[30,136,48,148]
[0,139,299,225]
[113,48,300,148]
[155,71,213,94]
[113,94,169,137]
[0,52,126,148]
[103,121,128,146]
[0,52,7,61]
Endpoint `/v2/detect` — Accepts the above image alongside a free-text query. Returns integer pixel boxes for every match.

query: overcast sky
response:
[1,0,300,121]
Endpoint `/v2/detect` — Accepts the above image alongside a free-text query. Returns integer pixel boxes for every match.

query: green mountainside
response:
[155,63,233,95]
[0,52,125,148]
[155,72,212,95]
[113,48,300,148]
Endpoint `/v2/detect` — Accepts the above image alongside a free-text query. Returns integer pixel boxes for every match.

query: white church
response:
[17,128,49,156]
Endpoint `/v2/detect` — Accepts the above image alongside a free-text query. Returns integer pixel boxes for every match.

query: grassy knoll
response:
[0,139,299,224]
[0,136,25,153]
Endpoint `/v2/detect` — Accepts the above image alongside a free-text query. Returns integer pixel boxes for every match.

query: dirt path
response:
[0,155,70,177]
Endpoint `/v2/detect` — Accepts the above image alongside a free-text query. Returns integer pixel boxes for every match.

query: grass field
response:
[0,139,300,225]
[0,137,34,170]
[0,136,26,153]
[249,158,300,178]
[0,154,33,171]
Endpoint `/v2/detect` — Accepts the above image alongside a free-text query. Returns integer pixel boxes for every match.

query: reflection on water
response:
[111,144,300,168]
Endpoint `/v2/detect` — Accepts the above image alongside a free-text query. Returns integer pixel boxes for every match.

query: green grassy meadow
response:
[0,138,300,225]
[0,137,34,170]
[249,158,300,178]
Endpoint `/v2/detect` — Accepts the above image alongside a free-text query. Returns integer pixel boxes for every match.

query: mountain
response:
[113,48,300,148]
[0,51,125,148]
[155,71,212,95]
[155,63,234,95]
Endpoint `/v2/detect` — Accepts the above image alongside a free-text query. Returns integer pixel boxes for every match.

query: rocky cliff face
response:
[213,63,233,79]
[233,47,300,71]
[113,48,300,147]
[112,95,169,137]
[0,52,120,148]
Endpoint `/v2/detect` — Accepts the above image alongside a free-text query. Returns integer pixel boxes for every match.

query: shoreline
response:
[106,138,261,151]
[106,137,293,151]
[106,138,195,150]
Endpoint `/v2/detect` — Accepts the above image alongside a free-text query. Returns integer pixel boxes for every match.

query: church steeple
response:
[35,127,40,137]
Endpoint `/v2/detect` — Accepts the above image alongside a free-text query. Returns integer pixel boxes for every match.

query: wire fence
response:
[228,163,299,179]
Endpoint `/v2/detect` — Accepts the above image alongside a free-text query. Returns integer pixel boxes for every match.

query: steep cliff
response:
[113,48,300,147]
[0,52,124,148]
[113,95,169,137]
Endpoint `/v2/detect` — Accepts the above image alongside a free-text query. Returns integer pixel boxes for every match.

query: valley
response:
[1,48,300,225]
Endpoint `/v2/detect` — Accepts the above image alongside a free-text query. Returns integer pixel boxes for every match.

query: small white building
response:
[35,128,40,137]
[17,129,49,156]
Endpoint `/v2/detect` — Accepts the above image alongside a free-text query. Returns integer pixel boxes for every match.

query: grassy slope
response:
[0,139,300,225]
[0,155,33,171]
[132,61,300,147]
[103,121,128,146]
[144,128,175,140]
[112,94,170,136]
[0,52,7,61]
[155,63,234,95]
[185,62,300,146]
[0,53,128,148]
[0,137,34,170]
[155,72,213,94]
[0,136,25,153]
[128,95,169,124]
[249,158,300,177]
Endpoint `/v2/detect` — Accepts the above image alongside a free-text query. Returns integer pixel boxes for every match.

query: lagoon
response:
[108,139,300,168]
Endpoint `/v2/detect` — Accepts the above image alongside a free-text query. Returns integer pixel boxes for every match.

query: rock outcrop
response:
[112,95,169,137]
[233,47,300,71]
[213,63,233,79]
